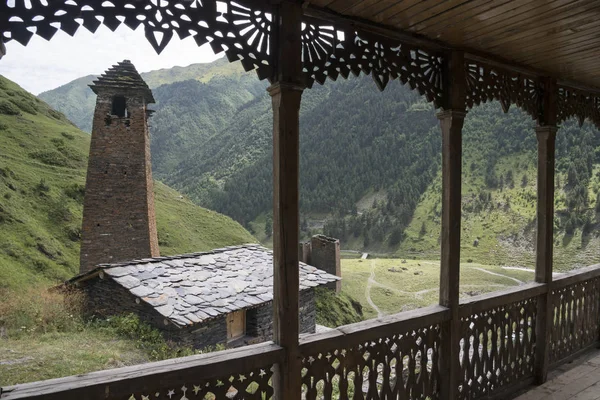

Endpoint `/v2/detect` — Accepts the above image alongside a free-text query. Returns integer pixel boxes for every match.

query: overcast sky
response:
[0,25,222,95]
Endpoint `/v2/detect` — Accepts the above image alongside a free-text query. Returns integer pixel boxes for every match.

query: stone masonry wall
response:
[246,288,316,341]
[80,91,159,273]
[81,276,227,349]
[310,235,342,292]
[81,278,316,349]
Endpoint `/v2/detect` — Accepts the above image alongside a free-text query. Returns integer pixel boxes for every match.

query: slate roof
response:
[89,60,155,103]
[73,245,339,327]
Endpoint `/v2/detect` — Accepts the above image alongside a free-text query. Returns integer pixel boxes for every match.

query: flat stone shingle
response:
[97,245,339,327]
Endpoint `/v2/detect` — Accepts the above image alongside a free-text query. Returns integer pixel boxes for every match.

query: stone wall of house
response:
[80,276,227,349]
[299,288,317,334]
[80,90,159,274]
[81,278,316,349]
[81,275,176,331]
[246,288,316,341]
[177,317,227,350]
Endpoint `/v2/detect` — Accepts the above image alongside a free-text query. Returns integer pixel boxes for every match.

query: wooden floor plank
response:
[513,350,600,400]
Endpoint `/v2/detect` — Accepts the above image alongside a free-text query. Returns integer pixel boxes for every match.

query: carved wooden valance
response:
[2,0,600,127]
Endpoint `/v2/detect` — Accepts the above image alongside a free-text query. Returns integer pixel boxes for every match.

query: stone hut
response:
[69,245,339,349]
[80,60,159,274]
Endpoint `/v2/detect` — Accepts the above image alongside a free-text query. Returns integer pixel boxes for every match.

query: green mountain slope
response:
[39,58,266,177]
[0,75,255,291]
[39,60,600,270]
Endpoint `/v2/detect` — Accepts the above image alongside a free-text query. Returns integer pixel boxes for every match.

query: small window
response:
[111,96,128,118]
[226,310,246,341]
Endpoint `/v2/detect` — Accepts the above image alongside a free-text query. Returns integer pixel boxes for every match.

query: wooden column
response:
[534,78,558,384]
[438,51,467,400]
[268,3,304,399]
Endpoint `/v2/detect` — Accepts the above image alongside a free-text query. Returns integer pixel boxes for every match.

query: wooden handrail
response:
[0,342,283,400]
[458,282,547,317]
[551,264,600,290]
[299,304,450,356]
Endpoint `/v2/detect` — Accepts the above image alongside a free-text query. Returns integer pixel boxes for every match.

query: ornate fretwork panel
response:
[465,60,540,120]
[2,1,445,101]
[126,366,274,400]
[301,18,445,107]
[550,278,600,364]
[1,0,273,78]
[557,86,600,129]
[300,324,442,400]
[459,297,537,400]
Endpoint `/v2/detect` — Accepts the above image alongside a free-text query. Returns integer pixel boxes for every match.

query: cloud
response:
[0,25,221,95]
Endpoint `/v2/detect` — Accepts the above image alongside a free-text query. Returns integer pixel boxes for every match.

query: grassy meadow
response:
[341,258,535,319]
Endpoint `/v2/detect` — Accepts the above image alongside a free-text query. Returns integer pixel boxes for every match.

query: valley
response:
[40,58,600,272]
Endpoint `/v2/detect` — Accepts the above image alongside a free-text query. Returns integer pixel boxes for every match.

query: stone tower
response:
[80,60,159,274]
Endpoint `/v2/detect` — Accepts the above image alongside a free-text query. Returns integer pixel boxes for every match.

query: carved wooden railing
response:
[299,305,449,399]
[2,266,600,400]
[457,283,545,399]
[549,265,600,365]
[0,342,282,400]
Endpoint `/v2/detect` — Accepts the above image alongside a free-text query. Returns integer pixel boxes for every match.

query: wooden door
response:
[227,310,246,341]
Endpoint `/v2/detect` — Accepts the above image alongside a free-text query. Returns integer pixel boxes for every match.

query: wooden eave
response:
[302,0,600,91]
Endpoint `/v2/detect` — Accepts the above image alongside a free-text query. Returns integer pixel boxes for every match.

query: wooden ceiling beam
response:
[302,4,450,51]
[300,0,600,93]
[516,38,600,64]
[487,18,600,52]
[479,5,600,49]
[408,0,501,33]
[368,0,423,22]
[460,0,587,41]
[384,0,470,27]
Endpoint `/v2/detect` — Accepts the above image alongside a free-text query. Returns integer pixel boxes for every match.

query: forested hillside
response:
[0,75,255,291]
[40,59,600,270]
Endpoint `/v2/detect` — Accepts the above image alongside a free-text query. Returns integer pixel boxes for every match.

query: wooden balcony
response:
[2,1,600,399]
[3,263,599,400]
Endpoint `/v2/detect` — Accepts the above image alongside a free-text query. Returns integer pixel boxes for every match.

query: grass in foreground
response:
[0,286,222,386]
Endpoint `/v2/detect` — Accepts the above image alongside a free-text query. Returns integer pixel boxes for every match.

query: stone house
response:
[69,244,339,349]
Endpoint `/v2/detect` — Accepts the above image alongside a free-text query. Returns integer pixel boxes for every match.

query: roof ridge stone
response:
[95,243,259,268]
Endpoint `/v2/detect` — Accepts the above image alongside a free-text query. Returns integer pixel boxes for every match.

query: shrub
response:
[48,109,65,120]
[61,131,75,140]
[12,98,37,114]
[64,183,85,203]
[48,195,73,222]
[0,99,20,116]
[29,150,71,167]
[105,314,224,361]
[35,178,50,194]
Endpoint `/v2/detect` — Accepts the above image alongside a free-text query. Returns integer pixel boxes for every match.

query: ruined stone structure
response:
[299,235,342,292]
[80,60,159,274]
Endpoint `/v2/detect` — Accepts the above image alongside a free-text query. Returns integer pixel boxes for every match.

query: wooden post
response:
[268,3,304,399]
[438,51,467,400]
[534,78,558,384]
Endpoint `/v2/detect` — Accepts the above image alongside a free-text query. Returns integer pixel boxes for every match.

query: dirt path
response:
[472,267,525,285]
[365,260,385,318]
[502,266,563,277]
